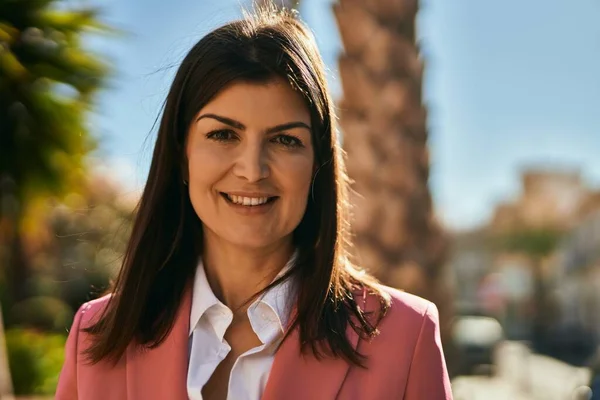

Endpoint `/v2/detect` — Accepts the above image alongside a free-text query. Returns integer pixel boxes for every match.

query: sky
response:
[88,0,600,231]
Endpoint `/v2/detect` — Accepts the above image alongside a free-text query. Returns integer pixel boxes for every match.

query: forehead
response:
[197,78,310,124]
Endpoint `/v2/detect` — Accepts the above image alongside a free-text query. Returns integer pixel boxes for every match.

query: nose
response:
[232,140,270,182]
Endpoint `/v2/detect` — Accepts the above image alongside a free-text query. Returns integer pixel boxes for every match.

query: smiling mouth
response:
[220,192,278,207]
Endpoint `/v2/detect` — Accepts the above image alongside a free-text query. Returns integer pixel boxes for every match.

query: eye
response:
[206,129,238,142]
[271,134,304,148]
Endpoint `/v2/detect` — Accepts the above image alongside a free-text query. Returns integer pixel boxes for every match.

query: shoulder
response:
[385,285,438,323]
[362,284,440,335]
[73,294,113,330]
[56,294,116,398]
[347,284,452,397]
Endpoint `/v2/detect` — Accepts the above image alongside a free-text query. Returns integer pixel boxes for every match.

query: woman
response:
[56,8,452,400]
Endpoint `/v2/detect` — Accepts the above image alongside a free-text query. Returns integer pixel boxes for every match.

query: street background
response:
[1,0,600,398]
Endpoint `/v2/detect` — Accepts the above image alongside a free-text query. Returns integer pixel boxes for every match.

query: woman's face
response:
[186,78,314,250]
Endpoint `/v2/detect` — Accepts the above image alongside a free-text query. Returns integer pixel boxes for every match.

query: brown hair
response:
[84,7,390,367]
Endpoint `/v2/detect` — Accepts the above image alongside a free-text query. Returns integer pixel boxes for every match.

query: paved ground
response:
[452,375,534,400]
[452,375,593,400]
[451,341,593,400]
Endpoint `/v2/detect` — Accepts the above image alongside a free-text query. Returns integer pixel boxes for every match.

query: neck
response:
[201,230,295,313]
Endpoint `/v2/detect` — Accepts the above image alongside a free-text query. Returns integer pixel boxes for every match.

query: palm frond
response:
[38,8,114,34]
[0,48,28,79]
[0,0,111,208]
[0,21,18,43]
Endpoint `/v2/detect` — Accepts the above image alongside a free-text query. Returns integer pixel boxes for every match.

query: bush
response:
[6,328,67,395]
[10,296,73,332]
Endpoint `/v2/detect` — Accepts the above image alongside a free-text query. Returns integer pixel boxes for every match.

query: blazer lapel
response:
[125,287,192,399]
[263,292,366,400]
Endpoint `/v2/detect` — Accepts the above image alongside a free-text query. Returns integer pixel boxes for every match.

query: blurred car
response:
[452,314,504,376]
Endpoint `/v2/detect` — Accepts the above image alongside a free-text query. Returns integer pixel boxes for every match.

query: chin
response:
[222,226,292,250]
[228,236,279,250]
[203,222,296,251]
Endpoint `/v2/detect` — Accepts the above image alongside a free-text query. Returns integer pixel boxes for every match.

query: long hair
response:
[84,7,390,367]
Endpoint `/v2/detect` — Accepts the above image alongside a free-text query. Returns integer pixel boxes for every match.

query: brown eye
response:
[272,134,303,148]
[206,130,237,142]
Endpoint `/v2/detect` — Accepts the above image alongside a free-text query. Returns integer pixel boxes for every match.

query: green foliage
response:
[0,0,113,209]
[3,176,135,323]
[45,178,133,311]
[0,1,120,393]
[0,0,118,322]
[5,328,66,395]
[494,228,563,258]
[11,296,73,331]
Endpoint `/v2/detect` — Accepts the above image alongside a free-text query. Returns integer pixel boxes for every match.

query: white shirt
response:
[186,256,296,400]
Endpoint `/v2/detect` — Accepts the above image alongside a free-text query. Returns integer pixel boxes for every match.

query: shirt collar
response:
[254,251,297,334]
[189,261,221,336]
[189,251,298,336]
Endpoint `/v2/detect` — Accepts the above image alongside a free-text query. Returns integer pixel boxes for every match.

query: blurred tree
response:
[37,174,134,315]
[1,173,134,396]
[493,228,563,353]
[496,228,562,258]
[0,0,111,304]
[332,0,451,337]
[0,0,113,392]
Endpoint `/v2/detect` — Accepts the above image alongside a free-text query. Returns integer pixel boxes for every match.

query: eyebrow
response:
[196,113,311,134]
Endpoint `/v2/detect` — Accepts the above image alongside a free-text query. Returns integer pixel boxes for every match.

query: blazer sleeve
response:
[55,305,84,400]
[404,302,453,400]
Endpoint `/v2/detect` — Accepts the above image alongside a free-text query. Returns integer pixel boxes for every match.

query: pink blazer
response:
[56,286,453,399]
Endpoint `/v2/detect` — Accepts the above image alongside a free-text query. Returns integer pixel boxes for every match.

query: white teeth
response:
[226,194,270,206]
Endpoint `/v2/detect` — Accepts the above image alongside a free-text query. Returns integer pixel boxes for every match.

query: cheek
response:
[186,148,228,216]
[186,162,216,224]
[276,154,314,204]
[187,146,225,185]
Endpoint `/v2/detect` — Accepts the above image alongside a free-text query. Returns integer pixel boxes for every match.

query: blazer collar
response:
[262,288,367,400]
[262,322,360,400]
[124,283,366,400]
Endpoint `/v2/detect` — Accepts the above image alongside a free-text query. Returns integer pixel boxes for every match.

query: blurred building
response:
[448,229,493,314]
[492,168,590,232]
[490,253,535,340]
[449,234,535,339]
[550,208,600,364]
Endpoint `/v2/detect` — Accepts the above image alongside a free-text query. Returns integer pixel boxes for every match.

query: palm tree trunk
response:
[333,0,452,351]
[0,304,14,400]
[0,177,16,399]
[1,175,29,308]
[8,231,30,305]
